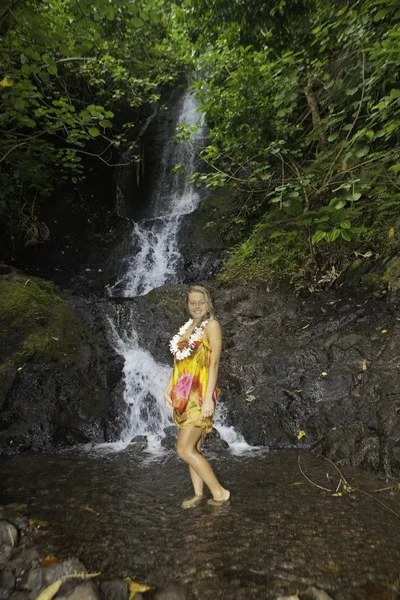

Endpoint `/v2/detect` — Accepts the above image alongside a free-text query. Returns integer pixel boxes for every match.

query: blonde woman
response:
[164,285,230,508]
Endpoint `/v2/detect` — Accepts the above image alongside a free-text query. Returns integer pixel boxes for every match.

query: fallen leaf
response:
[301,323,310,329]
[35,577,63,600]
[80,505,101,517]
[51,337,59,341]
[35,573,100,600]
[41,556,59,566]
[289,481,306,486]
[362,359,367,371]
[381,329,388,334]
[297,430,306,440]
[321,371,328,376]
[28,519,49,527]
[85,268,91,272]
[61,250,65,254]
[104,283,111,288]
[124,578,151,599]
[388,227,395,238]
[293,389,302,393]
[97,268,102,273]
[17,363,26,371]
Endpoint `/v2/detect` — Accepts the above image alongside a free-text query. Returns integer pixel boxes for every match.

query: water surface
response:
[1,448,399,598]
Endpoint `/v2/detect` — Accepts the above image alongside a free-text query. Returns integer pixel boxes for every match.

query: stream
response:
[1,449,400,598]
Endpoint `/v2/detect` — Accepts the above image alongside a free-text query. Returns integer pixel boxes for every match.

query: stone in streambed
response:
[299,587,333,600]
[129,435,148,451]
[0,545,13,567]
[20,557,87,595]
[0,522,18,547]
[56,581,100,600]
[0,510,29,532]
[203,428,229,451]
[153,583,188,600]
[0,570,15,590]
[161,436,177,450]
[161,426,178,450]
[101,579,129,600]
[8,592,29,600]
[8,547,41,578]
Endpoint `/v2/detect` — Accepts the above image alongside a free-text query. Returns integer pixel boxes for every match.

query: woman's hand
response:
[202,398,214,418]
[164,388,173,409]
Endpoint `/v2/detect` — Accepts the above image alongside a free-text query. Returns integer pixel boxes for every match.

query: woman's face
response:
[187,291,207,321]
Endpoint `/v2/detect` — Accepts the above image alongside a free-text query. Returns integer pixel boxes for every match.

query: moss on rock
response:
[145,283,188,329]
[0,274,85,366]
[383,257,400,293]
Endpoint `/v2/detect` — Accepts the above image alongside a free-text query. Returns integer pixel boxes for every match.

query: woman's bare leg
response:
[177,427,230,502]
[188,438,204,497]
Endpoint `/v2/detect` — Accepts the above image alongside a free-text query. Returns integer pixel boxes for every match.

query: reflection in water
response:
[1,449,400,599]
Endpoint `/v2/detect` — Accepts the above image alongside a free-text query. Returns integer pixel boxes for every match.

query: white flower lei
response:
[169,318,210,361]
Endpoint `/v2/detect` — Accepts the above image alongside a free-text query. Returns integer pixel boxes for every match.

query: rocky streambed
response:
[1,448,400,600]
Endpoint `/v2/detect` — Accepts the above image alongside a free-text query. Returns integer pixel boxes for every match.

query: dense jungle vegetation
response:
[1,0,399,289]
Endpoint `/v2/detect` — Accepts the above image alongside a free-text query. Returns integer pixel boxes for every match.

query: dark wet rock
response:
[137,282,400,475]
[8,593,29,600]
[0,588,11,600]
[161,436,177,450]
[0,510,28,532]
[203,428,229,451]
[161,425,178,450]
[0,570,15,590]
[130,435,148,444]
[163,426,177,437]
[100,579,129,600]
[0,546,13,567]
[299,587,333,600]
[57,581,100,600]
[0,522,18,547]
[129,435,148,452]
[20,558,86,595]
[153,583,189,600]
[8,548,42,578]
[0,274,125,454]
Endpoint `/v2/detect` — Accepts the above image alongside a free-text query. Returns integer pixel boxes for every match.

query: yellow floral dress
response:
[171,336,220,434]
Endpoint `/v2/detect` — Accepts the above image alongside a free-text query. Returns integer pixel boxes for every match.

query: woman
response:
[164,285,230,508]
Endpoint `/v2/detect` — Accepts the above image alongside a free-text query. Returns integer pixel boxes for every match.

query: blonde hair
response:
[185,285,215,320]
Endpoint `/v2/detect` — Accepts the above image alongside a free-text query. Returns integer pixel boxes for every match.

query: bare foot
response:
[182,495,204,509]
[207,489,230,506]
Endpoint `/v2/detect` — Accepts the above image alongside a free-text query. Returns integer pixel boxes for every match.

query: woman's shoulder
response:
[205,317,221,335]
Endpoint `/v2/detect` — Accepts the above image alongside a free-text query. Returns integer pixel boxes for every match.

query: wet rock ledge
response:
[0,271,125,454]
[135,275,400,476]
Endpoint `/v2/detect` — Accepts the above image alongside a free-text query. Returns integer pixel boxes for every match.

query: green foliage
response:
[176,0,400,288]
[0,0,189,247]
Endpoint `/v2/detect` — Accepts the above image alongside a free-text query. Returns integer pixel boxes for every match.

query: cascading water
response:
[108,89,248,453]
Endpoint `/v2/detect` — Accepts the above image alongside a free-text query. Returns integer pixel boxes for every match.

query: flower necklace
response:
[169,318,210,361]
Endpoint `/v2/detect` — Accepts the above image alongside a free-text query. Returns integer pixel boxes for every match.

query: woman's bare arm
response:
[202,319,222,417]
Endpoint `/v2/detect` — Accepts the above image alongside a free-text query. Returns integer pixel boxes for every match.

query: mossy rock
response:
[383,257,400,293]
[0,274,85,366]
[145,283,188,328]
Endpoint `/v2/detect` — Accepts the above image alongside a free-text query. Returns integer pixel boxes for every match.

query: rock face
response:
[0,273,125,454]
[131,281,400,475]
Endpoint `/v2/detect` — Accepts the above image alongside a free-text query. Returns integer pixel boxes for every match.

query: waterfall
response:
[112,91,205,297]
[107,89,248,453]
